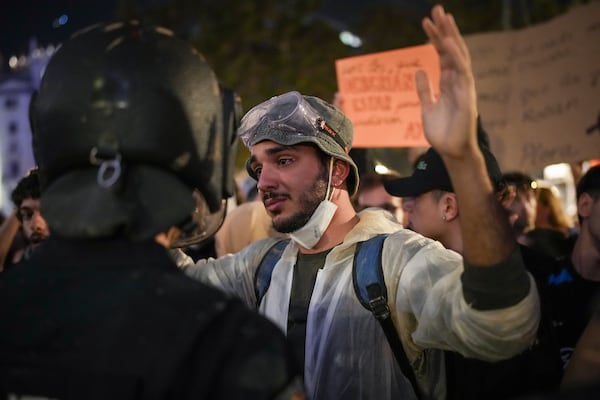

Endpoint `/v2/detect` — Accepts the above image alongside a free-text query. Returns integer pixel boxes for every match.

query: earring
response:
[442,215,447,221]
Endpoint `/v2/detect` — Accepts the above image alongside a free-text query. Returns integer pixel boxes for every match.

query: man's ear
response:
[578,192,594,219]
[332,159,350,187]
[442,192,459,221]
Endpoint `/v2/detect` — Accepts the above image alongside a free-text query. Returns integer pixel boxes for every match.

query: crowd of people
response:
[0,4,598,400]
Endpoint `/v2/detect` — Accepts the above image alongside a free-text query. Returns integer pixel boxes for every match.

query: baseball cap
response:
[384,120,503,197]
[238,91,359,196]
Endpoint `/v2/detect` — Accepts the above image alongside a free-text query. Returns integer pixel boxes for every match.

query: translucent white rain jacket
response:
[183,209,540,400]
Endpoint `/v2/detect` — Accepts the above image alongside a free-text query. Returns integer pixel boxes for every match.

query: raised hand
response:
[417,5,478,160]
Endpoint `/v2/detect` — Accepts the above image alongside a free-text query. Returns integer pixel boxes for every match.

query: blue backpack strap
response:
[254,239,290,308]
[353,234,389,312]
[353,234,424,400]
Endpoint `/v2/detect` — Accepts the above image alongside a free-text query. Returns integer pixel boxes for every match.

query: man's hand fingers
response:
[422,15,441,49]
[415,70,433,109]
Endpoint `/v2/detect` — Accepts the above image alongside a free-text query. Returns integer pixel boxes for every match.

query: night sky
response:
[0,0,430,61]
[0,0,118,59]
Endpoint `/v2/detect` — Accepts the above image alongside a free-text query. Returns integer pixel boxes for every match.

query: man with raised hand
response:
[182,5,540,399]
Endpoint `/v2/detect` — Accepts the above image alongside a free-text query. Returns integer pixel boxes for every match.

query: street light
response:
[339,30,362,48]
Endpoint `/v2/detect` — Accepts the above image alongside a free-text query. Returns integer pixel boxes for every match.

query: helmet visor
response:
[170,189,227,248]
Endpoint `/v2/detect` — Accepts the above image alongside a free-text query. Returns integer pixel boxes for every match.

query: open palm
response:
[417,5,478,160]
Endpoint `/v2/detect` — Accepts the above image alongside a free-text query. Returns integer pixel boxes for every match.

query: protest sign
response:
[467,1,600,171]
[336,1,600,171]
[335,44,438,147]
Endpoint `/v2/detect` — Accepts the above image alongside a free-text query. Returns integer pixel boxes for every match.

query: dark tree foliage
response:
[118,0,347,109]
[117,0,589,173]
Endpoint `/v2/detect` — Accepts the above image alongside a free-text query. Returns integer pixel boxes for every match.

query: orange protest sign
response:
[335,44,439,148]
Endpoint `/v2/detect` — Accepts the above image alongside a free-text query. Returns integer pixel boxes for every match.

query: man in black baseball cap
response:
[384,121,504,236]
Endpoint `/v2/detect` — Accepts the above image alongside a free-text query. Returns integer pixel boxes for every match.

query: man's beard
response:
[29,231,47,246]
[273,168,329,234]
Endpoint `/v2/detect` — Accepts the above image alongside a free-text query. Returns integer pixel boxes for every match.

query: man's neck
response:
[441,220,464,255]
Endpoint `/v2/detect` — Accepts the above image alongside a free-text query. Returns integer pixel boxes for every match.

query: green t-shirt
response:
[287,249,332,373]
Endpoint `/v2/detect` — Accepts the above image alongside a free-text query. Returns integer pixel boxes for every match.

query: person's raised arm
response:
[418,5,516,267]
[418,5,532,312]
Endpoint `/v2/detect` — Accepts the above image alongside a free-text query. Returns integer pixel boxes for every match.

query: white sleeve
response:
[386,231,540,362]
[183,238,285,308]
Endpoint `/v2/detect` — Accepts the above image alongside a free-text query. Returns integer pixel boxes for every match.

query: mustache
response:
[29,232,48,243]
[262,192,290,202]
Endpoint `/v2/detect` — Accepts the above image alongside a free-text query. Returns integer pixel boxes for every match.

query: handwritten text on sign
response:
[465,1,600,171]
[335,44,439,148]
[334,1,600,171]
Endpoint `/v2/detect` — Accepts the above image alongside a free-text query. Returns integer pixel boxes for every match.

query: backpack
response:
[254,234,423,399]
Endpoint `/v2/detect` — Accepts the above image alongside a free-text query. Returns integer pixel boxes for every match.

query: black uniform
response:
[0,238,301,399]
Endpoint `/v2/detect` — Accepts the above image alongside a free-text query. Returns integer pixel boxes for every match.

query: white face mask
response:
[289,157,338,249]
[288,199,338,249]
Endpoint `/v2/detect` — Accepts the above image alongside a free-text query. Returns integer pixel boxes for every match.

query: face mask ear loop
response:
[325,157,334,201]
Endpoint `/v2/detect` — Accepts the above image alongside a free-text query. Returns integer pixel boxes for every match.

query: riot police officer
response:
[0,21,302,400]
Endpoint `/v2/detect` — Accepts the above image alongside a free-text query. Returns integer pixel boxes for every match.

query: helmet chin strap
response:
[325,157,335,201]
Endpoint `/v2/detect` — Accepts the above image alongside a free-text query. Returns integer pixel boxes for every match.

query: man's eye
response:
[19,210,33,220]
[278,158,292,166]
[253,166,262,177]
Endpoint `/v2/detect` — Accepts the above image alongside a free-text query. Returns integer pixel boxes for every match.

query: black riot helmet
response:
[30,21,240,245]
